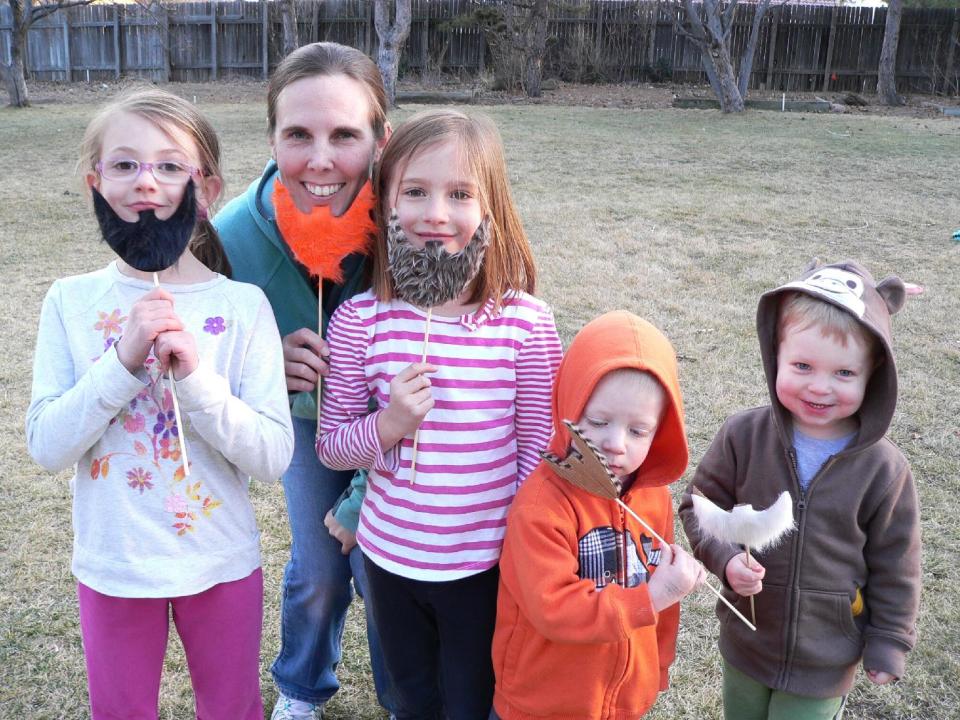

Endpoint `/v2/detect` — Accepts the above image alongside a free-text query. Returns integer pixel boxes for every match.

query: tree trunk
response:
[709,39,744,112]
[374,0,412,107]
[3,51,31,108]
[738,0,772,99]
[280,0,298,58]
[683,0,745,112]
[5,1,31,107]
[5,0,96,107]
[521,0,548,98]
[878,0,904,105]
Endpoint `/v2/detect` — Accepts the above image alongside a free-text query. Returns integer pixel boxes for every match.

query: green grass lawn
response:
[1,95,958,719]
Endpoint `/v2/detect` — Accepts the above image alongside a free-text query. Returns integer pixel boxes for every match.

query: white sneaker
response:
[270,693,322,720]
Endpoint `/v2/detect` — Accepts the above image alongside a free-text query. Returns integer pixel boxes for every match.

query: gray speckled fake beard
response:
[386,210,489,309]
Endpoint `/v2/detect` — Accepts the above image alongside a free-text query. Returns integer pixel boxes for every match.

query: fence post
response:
[113,5,121,79]
[367,0,374,56]
[161,5,170,82]
[765,5,780,90]
[420,16,429,72]
[60,11,71,81]
[943,8,958,95]
[822,5,838,91]
[595,2,603,62]
[210,3,218,80]
[647,1,659,67]
[261,0,269,79]
[311,0,320,43]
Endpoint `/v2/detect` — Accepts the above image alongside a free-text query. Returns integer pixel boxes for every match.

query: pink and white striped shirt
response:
[318,289,562,581]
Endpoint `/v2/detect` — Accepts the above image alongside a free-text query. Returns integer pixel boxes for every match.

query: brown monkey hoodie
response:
[679,260,920,698]
[492,311,689,719]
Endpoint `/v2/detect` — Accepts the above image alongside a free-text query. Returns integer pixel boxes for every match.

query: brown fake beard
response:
[386,210,490,309]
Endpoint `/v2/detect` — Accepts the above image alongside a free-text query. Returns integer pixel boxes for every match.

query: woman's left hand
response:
[282,327,329,393]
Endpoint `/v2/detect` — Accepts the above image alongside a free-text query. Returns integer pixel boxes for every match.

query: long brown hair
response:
[267,42,388,141]
[79,87,231,276]
[371,109,536,310]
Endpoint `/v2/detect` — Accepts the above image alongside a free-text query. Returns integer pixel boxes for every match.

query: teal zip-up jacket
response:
[212,161,368,423]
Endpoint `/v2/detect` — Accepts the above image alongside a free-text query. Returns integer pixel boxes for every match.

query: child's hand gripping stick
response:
[690,489,796,627]
[542,420,757,632]
[152,274,191,477]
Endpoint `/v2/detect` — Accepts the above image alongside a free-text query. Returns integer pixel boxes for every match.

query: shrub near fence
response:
[0,0,957,95]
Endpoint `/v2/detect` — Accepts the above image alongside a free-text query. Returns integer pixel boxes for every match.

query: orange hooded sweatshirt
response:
[492,311,689,720]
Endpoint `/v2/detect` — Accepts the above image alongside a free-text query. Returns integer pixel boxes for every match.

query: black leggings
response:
[362,556,499,720]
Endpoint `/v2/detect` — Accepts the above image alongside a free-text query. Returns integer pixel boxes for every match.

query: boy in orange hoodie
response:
[492,311,704,720]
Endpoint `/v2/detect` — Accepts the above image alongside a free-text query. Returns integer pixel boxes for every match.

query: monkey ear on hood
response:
[876,276,906,316]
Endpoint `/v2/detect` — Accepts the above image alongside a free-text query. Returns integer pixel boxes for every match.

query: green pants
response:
[723,659,846,720]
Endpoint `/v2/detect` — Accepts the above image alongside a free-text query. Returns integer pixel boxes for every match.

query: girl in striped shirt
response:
[317,109,562,718]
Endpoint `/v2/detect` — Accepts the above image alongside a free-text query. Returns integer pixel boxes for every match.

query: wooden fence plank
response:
[944,9,958,95]
[822,4,837,91]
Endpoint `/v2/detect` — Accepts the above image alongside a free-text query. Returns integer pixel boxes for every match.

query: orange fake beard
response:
[273,178,376,285]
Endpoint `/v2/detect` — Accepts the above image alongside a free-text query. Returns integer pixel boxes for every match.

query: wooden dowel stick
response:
[615,498,756,632]
[153,273,190,477]
[746,545,757,626]
[317,285,323,431]
[409,308,433,485]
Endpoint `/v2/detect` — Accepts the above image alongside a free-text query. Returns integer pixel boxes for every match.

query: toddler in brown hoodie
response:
[679,260,920,720]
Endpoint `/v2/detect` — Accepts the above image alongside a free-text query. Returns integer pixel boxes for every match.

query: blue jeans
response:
[271,417,395,711]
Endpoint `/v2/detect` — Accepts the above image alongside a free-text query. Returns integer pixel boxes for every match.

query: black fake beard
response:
[92,181,197,272]
[387,211,490,309]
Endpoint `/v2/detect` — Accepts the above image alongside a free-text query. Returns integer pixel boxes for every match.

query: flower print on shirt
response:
[165,483,223,536]
[94,308,127,339]
[203,316,226,335]
[127,467,154,494]
[91,309,126,363]
[88,306,223,535]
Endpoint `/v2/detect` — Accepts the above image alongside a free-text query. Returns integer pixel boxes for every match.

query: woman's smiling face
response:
[271,73,385,216]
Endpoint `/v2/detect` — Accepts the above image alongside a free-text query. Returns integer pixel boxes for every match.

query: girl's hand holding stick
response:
[152,274,191,476]
[115,283,192,476]
[376,362,436,468]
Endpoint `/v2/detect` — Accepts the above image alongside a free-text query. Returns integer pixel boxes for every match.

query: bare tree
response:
[2,0,95,107]
[462,0,551,96]
[678,0,786,113]
[374,0,411,107]
[878,0,905,105]
[279,0,299,58]
[510,0,549,97]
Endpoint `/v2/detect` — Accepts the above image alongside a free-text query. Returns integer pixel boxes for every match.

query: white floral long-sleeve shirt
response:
[27,262,293,598]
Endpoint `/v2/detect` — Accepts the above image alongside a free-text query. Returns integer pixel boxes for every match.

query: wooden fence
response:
[1,0,957,95]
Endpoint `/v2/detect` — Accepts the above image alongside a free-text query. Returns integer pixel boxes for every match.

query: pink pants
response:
[77,568,264,720]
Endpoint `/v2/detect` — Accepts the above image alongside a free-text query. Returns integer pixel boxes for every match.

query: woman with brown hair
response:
[213,42,394,720]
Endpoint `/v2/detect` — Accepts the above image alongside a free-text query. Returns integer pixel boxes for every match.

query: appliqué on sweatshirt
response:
[578,526,660,589]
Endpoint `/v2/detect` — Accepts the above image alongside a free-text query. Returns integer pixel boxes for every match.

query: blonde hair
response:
[778,292,877,357]
[79,87,230,275]
[602,368,664,396]
[371,109,536,310]
[267,42,388,141]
